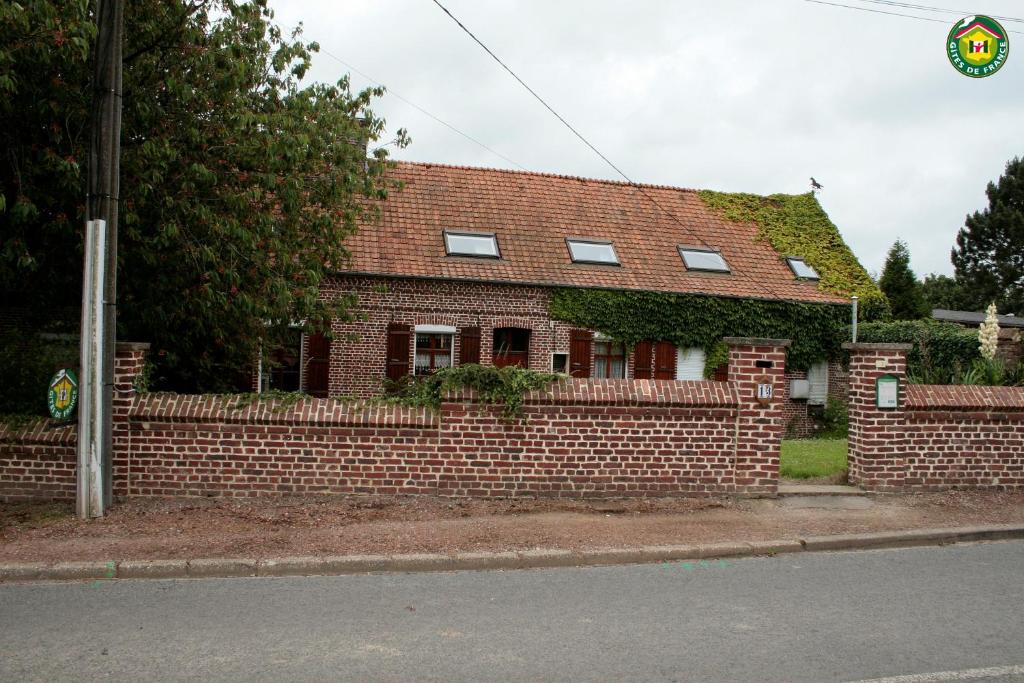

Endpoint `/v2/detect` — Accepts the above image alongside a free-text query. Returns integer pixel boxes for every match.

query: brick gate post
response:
[724,337,790,496]
[843,342,911,492]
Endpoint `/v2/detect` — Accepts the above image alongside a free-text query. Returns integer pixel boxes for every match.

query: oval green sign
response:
[48,368,79,420]
[947,15,1009,78]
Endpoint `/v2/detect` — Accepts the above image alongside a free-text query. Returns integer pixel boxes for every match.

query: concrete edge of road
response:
[2,524,1023,583]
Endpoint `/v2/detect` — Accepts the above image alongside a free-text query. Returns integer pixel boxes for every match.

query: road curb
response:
[2,524,1022,584]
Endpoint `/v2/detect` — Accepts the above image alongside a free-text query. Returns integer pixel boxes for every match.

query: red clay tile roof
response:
[342,162,851,304]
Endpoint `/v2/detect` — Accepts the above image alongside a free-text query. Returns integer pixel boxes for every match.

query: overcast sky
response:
[273,0,1024,277]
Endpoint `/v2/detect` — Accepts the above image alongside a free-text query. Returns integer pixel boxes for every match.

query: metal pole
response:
[851,296,859,343]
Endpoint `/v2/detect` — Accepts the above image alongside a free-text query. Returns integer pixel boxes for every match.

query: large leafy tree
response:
[878,240,928,320]
[920,273,971,312]
[952,157,1024,315]
[1,0,404,391]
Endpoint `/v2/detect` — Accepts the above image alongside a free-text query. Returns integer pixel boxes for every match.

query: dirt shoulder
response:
[3,491,1024,564]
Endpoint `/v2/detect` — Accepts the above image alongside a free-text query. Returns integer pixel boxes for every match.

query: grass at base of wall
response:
[780,439,848,480]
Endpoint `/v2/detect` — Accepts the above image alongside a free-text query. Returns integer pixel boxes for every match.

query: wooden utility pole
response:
[79,0,124,518]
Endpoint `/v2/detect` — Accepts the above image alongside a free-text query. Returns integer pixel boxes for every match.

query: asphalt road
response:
[2,542,1023,682]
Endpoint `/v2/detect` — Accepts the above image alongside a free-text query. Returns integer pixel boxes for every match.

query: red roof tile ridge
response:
[395,160,721,195]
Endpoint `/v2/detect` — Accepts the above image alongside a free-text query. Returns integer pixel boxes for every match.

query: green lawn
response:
[780,439,848,480]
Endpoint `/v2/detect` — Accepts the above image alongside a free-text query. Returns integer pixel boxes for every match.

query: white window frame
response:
[675,347,706,380]
[413,324,456,375]
[566,238,620,265]
[678,246,731,273]
[787,257,821,280]
[443,230,500,258]
[807,361,829,406]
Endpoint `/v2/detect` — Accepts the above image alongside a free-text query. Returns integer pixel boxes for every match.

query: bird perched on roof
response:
[810,177,823,192]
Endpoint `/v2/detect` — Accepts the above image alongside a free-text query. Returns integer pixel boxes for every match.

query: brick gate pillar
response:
[112,342,149,496]
[724,337,790,496]
[843,342,911,492]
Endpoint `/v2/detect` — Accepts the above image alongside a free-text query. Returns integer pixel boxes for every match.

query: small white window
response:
[807,361,829,405]
[679,247,730,273]
[676,347,706,380]
[566,239,619,265]
[787,257,820,280]
[444,231,499,258]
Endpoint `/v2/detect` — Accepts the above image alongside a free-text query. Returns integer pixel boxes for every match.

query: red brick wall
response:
[2,339,792,500]
[0,420,77,501]
[846,343,1024,492]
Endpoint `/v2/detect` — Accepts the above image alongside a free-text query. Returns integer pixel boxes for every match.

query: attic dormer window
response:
[444,230,500,258]
[787,257,820,280]
[566,239,619,265]
[679,247,730,273]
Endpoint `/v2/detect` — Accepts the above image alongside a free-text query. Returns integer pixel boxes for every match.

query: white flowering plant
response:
[978,303,1000,360]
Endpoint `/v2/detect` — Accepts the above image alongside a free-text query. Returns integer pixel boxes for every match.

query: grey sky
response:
[273,0,1024,277]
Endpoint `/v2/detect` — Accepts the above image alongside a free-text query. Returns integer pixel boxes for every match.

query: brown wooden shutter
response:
[653,341,677,380]
[569,329,593,378]
[385,323,411,381]
[633,341,653,379]
[305,332,331,397]
[459,326,481,365]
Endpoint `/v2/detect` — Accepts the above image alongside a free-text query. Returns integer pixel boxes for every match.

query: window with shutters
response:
[633,341,653,379]
[385,323,411,381]
[458,327,481,365]
[807,361,829,405]
[305,332,331,397]
[493,328,530,368]
[260,327,303,392]
[675,347,706,380]
[593,340,626,378]
[414,334,453,375]
[569,329,593,377]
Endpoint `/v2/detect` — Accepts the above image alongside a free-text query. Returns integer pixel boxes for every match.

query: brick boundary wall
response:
[1,339,792,501]
[846,343,1024,492]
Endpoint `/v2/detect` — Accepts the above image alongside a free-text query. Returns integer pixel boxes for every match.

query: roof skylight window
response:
[444,231,500,258]
[566,239,619,265]
[679,247,730,273]
[787,257,820,280]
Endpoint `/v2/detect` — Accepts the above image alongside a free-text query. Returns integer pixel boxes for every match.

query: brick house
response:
[263,162,853,432]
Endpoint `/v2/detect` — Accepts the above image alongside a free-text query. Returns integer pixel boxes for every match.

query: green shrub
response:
[383,364,563,420]
[819,397,849,438]
[854,320,980,383]
[0,328,78,417]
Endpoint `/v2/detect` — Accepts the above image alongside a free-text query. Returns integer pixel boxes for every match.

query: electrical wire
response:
[280,22,526,171]
[428,0,803,304]
[852,0,1024,24]
[804,0,1024,33]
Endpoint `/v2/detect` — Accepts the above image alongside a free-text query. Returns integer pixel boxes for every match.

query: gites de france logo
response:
[947,15,1009,78]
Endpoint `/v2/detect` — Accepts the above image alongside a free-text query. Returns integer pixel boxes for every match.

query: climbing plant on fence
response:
[549,289,850,371]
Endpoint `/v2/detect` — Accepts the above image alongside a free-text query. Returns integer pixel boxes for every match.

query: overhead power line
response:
[804,0,1024,33]
[282,22,526,170]
[852,0,1024,24]
[428,0,798,304]
[428,0,712,239]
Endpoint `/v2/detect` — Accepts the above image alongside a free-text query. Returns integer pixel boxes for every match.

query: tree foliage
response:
[0,0,405,391]
[952,157,1024,315]
[878,240,927,320]
[920,273,971,312]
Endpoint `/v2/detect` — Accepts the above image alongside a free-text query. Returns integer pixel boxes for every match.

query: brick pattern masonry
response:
[1,341,786,501]
[846,344,1024,492]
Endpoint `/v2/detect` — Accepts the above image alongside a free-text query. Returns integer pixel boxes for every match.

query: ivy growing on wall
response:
[549,289,850,371]
[698,191,890,320]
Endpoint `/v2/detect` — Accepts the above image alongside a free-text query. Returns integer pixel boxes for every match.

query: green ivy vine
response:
[697,190,889,320]
[549,288,850,371]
